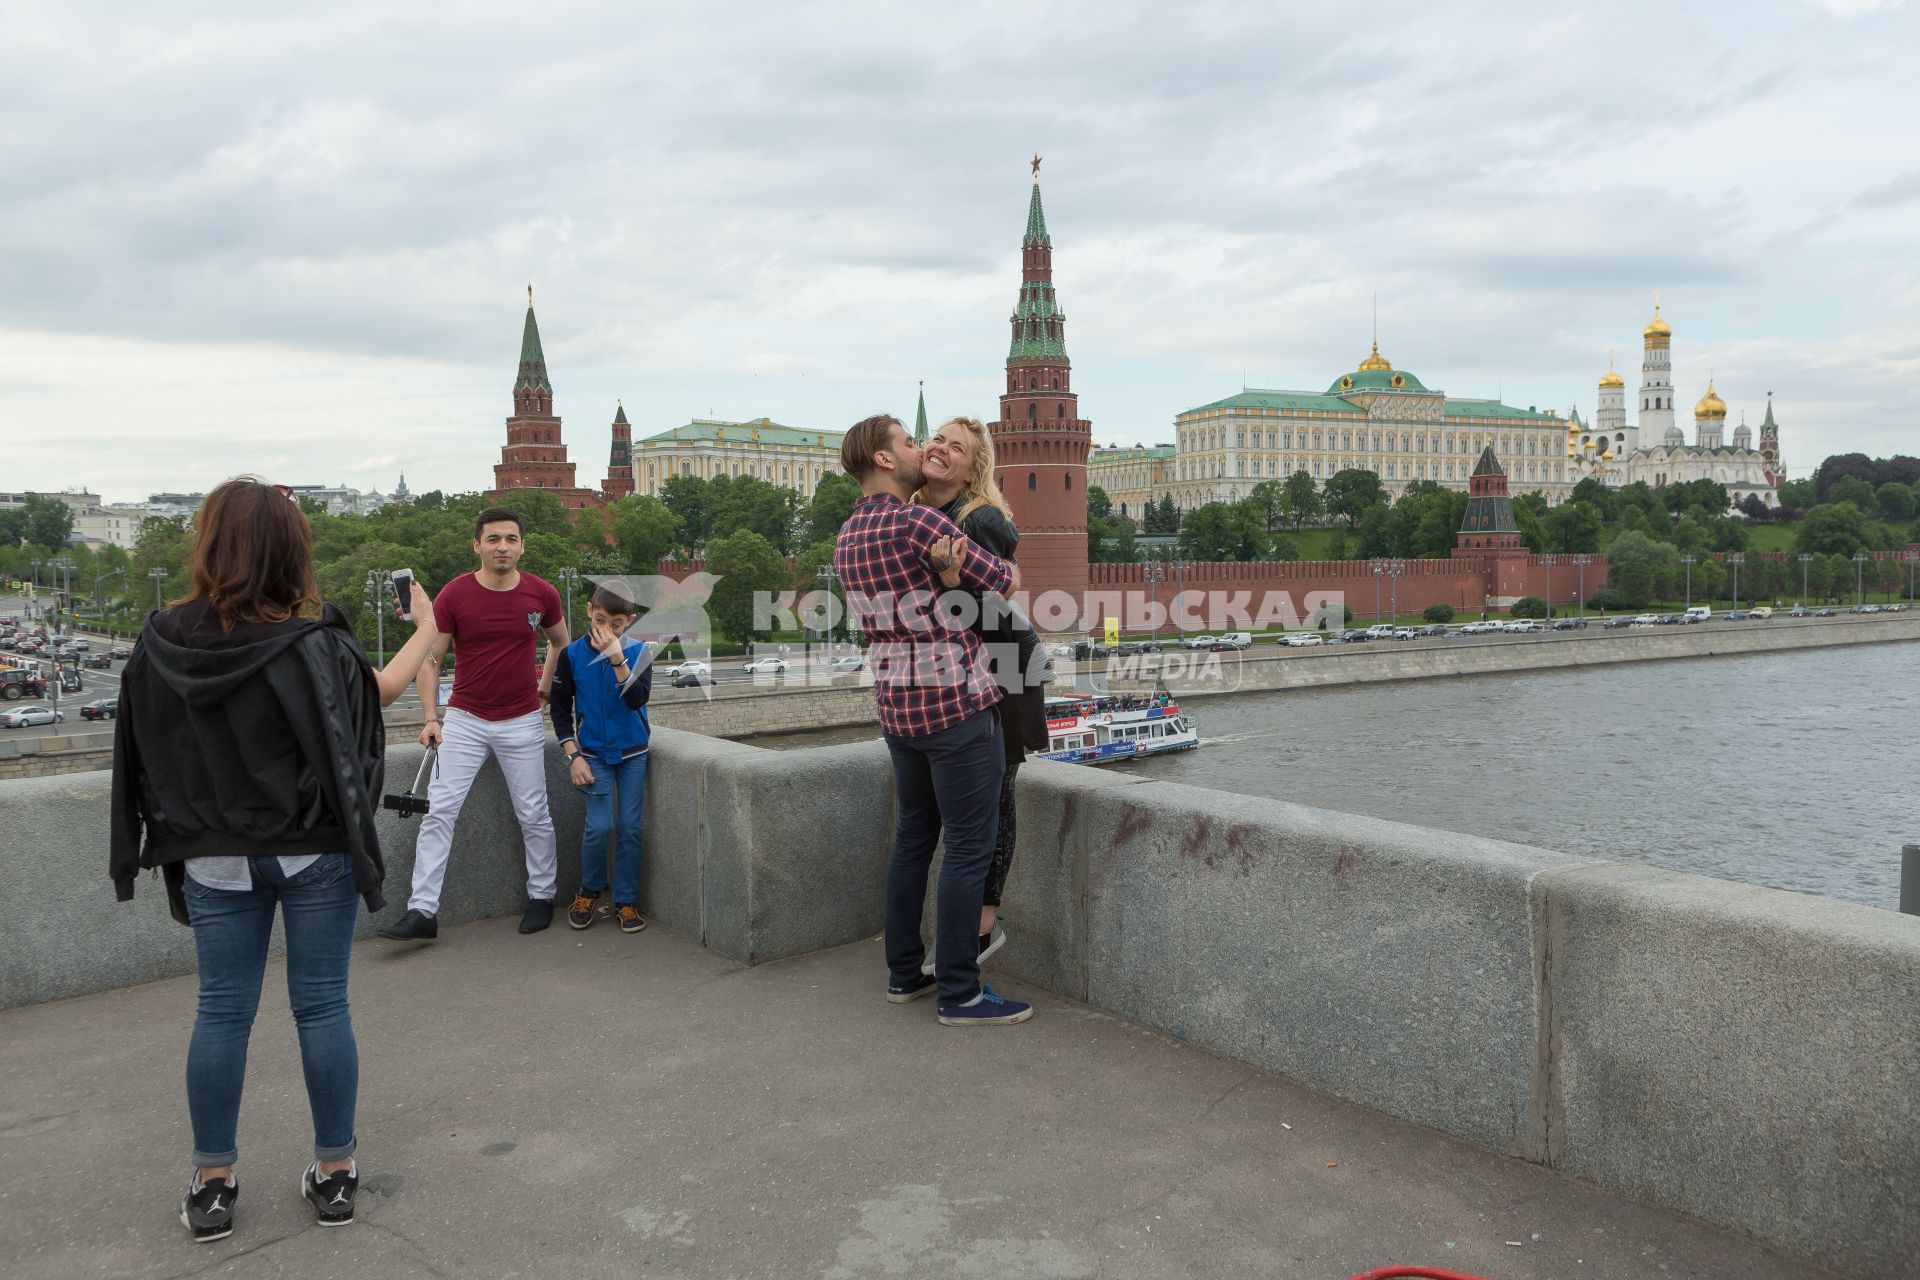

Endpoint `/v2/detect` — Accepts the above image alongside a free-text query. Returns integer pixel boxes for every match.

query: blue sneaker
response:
[886,974,937,1004]
[937,985,1033,1027]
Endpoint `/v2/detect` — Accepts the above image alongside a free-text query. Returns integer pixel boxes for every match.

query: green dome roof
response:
[1326,366,1428,395]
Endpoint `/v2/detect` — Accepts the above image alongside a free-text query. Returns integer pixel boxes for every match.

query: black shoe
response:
[302,1161,357,1227]
[180,1174,236,1243]
[519,898,555,934]
[377,909,438,942]
[566,891,601,930]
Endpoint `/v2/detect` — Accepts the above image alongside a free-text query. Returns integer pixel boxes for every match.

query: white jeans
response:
[407,708,557,915]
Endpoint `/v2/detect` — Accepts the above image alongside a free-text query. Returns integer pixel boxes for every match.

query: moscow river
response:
[761,643,1920,909]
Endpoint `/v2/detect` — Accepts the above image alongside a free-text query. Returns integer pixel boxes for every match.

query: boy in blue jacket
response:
[551,585,652,933]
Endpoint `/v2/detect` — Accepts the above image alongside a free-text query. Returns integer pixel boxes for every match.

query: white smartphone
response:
[392,568,416,620]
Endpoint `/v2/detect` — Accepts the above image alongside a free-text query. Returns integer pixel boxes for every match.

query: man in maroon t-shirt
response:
[378,507,571,940]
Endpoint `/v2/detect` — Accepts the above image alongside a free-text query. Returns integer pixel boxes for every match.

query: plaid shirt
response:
[834,493,1013,738]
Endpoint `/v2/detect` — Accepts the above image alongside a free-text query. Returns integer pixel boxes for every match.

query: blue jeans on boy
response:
[579,752,647,904]
[882,706,1003,1003]
[183,853,359,1167]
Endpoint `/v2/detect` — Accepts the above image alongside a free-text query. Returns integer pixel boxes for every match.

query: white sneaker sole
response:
[180,1207,233,1243]
[886,982,938,1004]
[920,928,1009,977]
[937,1005,1034,1027]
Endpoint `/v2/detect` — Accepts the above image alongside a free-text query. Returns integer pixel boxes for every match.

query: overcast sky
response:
[5,0,1917,505]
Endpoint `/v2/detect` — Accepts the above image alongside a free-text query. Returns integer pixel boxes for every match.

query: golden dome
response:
[1694,379,1727,420]
[1598,353,1625,388]
[1643,303,1671,341]
[1357,341,1392,372]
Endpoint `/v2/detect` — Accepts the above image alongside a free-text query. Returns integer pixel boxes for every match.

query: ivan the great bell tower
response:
[988,158,1090,628]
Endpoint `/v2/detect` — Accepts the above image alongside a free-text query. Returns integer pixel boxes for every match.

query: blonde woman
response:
[916,417,1050,968]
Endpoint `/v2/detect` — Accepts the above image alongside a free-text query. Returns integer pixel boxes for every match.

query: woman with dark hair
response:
[915,416,1050,968]
[110,478,438,1243]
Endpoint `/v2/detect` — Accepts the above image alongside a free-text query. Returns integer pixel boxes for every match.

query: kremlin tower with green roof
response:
[491,286,605,511]
[989,157,1091,624]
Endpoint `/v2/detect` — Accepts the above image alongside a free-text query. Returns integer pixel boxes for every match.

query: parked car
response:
[828,655,865,673]
[1457,620,1497,634]
[1049,642,1076,658]
[1631,614,1660,627]
[1338,629,1371,643]
[1179,635,1220,651]
[1888,603,1909,612]
[1725,610,1750,621]
[1603,616,1633,629]
[1749,606,1773,620]
[80,696,119,721]
[1814,608,1837,617]
[1071,640,1112,661]
[1364,624,1396,640]
[1503,620,1541,633]
[741,657,789,675]
[1281,632,1323,647]
[0,637,16,650]
[1214,632,1253,650]
[1391,627,1418,641]
[1657,613,1682,625]
[1419,623,1449,636]
[1,705,63,728]
[83,653,113,669]
[1549,617,1587,630]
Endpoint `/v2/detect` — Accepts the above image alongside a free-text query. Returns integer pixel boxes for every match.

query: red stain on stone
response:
[1332,849,1356,877]
[1225,824,1254,875]
[1112,803,1152,849]
[1056,795,1076,851]
[1178,816,1212,865]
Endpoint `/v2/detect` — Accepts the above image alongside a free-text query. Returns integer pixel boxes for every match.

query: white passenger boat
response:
[1038,693,1199,765]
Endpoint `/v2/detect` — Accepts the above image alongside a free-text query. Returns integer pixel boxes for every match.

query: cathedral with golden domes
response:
[1569,299,1782,509]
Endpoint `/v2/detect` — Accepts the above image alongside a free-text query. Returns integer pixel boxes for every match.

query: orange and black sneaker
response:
[566,892,601,930]
[614,903,646,934]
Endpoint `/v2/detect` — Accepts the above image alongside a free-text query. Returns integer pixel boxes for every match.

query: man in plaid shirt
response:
[833,414,1034,1027]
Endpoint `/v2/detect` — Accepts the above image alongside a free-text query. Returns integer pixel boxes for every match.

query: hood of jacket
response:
[143,606,335,709]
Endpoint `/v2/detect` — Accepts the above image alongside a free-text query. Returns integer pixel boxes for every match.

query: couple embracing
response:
[832,412,1049,1027]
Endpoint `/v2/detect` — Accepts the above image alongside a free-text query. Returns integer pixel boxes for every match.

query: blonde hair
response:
[917,416,1014,526]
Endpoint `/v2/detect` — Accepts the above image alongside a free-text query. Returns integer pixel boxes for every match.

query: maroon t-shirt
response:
[435,571,562,721]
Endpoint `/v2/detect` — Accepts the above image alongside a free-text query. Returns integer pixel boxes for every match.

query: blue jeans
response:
[883,707,1003,1003]
[183,853,359,1166]
[579,752,647,904]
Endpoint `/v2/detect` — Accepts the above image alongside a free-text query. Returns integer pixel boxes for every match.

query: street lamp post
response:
[815,564,840,656]
[362,569,396,666]
[1173,559,1188,642]
[51,555,75,633]
[1797,553,1813,608]
[1907,549,1918,604]
[1572,555,1591,619]
[1386,558,1405,626]
[148,568,168,615]
[1853,552,1869,607]
[1142,563,1165,647]
[1370,558,1384,623]
[1728,553,1744,612]
[555,566,582,639]
[1680,555,1696,610]
[1540,554,1557,619]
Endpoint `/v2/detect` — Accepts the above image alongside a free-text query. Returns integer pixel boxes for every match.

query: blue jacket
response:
[549,636,651,767]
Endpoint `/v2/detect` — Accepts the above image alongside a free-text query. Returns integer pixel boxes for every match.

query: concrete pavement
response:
[0,918,1837,1279]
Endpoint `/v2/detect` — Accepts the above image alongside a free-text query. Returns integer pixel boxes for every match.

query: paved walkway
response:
[0,918,1837,1279]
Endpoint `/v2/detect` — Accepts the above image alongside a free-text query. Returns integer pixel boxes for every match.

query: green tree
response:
[660,474,713,556]
[1875,482,1916,522]
[21,494,75,549]
[1177,502,1266,561]
[1143,494,1181,534]
[805,472,861,545]
[708,476,803,555]
[1244,480,1286,532]
[1323,468,1386,528]
[1605,530,1678,607]
[1569,476,1615,519]
[1691,556,1725,605]
[1422,603,1455,624]
[1827,475,1876,514]
[1794,502,1873,557]
[1776,478,1815,511]
[1085,485,1112,522]
[1280,470,1322,530]
[608,495,681,573]
[1509,596,1547,619]
[705,529,787,643]
[1543,501,1603,553]
[1512,493,1548,552]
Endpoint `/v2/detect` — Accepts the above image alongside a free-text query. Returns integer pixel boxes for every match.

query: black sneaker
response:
[302,1161,357,1227]
[377,909,438,942]
[518,898,555,934]
[180,1174,236,1243]
[566,891,601,930]
[614,903,646,934]
[886,974,937,1004]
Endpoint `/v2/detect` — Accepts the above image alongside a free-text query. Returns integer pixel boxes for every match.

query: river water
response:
[759,644,1920,909]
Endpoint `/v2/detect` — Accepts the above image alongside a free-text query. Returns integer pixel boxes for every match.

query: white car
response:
[1392,627,1419,640]
[1049,643,1077,658]
[1281,632,1323,647]
[1630,613,1660,627]
[1,705,63,728]
[742,657,789,675]
[1180,635,1219,651]
[662,659,710,678]
[828,655,866,673]
[1503,620,1540,633]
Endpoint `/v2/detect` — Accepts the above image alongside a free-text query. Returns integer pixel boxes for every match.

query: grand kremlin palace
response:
[631,418,843,499]
[1090,343,1573,526]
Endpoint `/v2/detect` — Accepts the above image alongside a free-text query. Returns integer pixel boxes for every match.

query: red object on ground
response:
[1346,1269,1495,1280]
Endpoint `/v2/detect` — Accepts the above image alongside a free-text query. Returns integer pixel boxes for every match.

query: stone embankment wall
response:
[6,724,1916,1276]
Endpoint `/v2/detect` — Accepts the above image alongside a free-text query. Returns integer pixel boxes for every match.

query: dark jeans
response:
[883,706,1003,1002]
[578,751,647,904]
[183,853,359,1167]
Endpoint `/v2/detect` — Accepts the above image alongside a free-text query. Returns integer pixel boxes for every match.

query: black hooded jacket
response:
[110,602,387,925]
